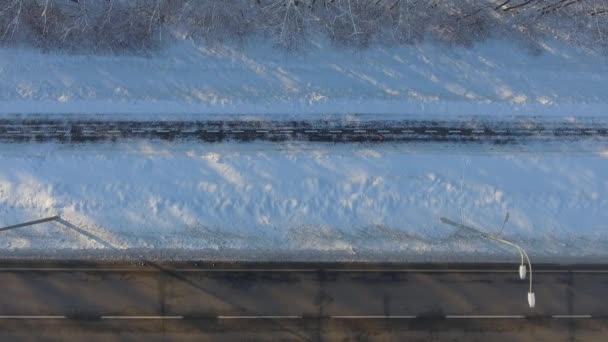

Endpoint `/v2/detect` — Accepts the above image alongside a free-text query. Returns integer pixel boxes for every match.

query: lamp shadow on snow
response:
[54,217,115,250]
[47,216,311,339]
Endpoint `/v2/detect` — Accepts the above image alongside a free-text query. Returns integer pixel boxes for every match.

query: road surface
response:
[0,262,606,341]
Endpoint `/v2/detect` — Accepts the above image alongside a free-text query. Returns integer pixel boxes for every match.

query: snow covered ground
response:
[1,39,607,119]
[1,37,607,261]
[0,141,607,261]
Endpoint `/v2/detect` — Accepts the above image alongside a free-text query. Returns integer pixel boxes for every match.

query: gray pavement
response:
[0,262,606,341]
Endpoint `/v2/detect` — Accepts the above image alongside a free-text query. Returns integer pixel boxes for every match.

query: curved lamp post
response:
[440,217,535,308]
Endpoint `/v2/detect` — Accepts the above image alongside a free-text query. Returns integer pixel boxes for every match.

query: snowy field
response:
[0,140,607,262]
[1,38,607,119]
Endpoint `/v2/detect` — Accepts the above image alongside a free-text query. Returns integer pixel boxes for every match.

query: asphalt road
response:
[1,118,607,143]
[0,262,607,341]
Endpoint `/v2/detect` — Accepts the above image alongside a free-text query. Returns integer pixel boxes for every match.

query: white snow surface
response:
[1,39,607,118]
[1,39,608,261]
[1,142,607,261]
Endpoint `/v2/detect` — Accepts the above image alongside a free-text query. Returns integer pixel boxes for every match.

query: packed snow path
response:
[1,118,607,144]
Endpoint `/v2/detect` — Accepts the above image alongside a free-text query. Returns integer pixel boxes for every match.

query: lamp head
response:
[528,292,535,308]
[519,264,527,280]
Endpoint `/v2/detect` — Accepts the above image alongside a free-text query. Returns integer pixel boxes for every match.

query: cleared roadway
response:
[0,262,607,341]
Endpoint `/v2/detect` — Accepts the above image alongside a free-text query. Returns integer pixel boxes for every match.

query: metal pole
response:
[491,235,533,294]
[440,217,534,303]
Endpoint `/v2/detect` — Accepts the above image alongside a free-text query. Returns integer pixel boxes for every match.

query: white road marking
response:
[472,130,485,134]
[256,130,269,133]
[55,130,70,134]
[402,130,415,133]
[0,314,597,320]
[1,268,608,273]
[6,131,21,134]
[353,130,367,133]
[176,268,318,273]
[585,130,598,134]
[326,269,608,273]
[101,316,183,320]
[156,129,170,133]
[180,130,197,133]
[231,130,244,133]
[331,315,416,319]
[0,268,313,272]
[81,130,95,134]
[0,316,66,319]
[206,130,220,133]
[446,315,525,319]
[448,130,461,134]
[217,316,301,319]
[279,130,293,133]
[425,130,438,133]
[131,130,146,133]
[107,130,121,134]
[304,130,318,133]
[377,130,391,133]
[329,130,342,133]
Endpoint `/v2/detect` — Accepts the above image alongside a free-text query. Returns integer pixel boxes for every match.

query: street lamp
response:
[440,216,535,308]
